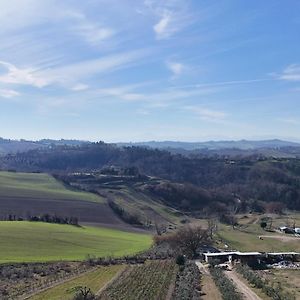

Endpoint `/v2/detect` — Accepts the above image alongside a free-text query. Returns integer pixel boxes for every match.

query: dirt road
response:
[195,261,222,300]
[224,270,262,300]
[259,235,299,242]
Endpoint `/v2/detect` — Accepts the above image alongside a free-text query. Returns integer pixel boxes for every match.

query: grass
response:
[30,265,125,300]
[265,269,300,299]
[217,222,300,252]
[0,171,104,203]
[0,221,152,263]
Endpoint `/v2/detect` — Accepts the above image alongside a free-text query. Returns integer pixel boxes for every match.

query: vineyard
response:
[0,262,91,299]
[99,260,177,300]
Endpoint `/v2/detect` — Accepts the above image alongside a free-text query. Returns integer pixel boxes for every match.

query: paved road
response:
[224,270,262,300]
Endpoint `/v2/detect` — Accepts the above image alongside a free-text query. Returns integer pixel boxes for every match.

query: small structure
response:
[203,251,300,265]
[203,251,262,264]
[279,226,296,234]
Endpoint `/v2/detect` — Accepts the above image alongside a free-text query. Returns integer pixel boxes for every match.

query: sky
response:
[0,0,300,142]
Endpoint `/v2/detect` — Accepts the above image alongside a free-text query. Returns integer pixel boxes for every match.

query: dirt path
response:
[259,235,299,242]
[195,261,222,300]
[224,270,262,300]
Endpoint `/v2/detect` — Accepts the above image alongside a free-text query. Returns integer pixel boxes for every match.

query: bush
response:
[175,255,185,266]
[210,268,242,300]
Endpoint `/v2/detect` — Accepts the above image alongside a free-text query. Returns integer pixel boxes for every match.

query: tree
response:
[71,286,96,300]
[155,225,210,258]
[260,221,267,230]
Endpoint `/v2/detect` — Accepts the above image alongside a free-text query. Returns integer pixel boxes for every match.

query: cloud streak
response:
[185,106,228,123]
[279,64,300,82]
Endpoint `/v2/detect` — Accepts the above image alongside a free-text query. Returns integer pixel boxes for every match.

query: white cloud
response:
[0,50,148,89]
[0,61,48,88]
[145,0,192,39]
[185,106,227,123]
[63,10,115,46]
[0,88,20,98]
[154,12,173,39]
[279,64,300,82]
[71,84,89,91]
[166,60,185,78]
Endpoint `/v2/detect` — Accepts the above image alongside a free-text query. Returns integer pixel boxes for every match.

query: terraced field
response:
[0,221,152,263]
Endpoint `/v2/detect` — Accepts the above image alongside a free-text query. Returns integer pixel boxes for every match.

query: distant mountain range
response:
[118,139,300,150]
[1,137,300,157]
[0,138,89,155]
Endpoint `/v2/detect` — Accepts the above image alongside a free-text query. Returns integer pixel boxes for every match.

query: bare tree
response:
[154,225,210,258]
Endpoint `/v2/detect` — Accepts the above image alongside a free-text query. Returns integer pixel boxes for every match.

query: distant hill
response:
[0,137,89,155]
[118,139,300,151]
[1,142,300,211]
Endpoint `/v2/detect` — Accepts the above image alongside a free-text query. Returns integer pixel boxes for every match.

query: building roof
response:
[204,251,262,257]
[267,252,300,256]
[203,251,300,257]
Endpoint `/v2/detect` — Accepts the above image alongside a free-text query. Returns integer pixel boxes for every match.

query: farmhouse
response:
[203,251,262,264]
[203,251,300,265]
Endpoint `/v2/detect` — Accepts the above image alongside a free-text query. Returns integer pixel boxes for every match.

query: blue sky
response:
[0,0,300,142]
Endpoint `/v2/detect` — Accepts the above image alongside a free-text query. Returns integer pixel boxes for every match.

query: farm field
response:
[217,224,300,252]
[262,269,300,299]
[100,260,177,299]
[0,171,103,202]
[0,171,133,226]
[216,213,300,252]
[30,265,125,300]
[0,221,152,263]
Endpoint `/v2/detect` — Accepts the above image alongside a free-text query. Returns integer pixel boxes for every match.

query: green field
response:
[0,222,152,263]
[217,223,300,252]
[0,171,103,202]
[30,265,125,300]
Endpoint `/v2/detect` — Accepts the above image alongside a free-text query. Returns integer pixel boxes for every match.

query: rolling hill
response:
[0,221,152,263]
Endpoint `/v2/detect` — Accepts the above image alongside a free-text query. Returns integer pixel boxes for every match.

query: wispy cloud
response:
[71,83,89,91]
[145,0,193,39]
[166,60,185,79]
[0,61,48,88]
[0,88,20,98]
[0,50,148,89]
[278,117,300,125]
[185,106,228,123]
[63,10,116,46]
[278,64,300,82]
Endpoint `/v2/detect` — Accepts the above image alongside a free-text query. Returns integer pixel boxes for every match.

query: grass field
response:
[217,222,300,252]
[0,221,152,263]
[263,269,300,299]
[0,171,103,202]
[30,265,125,300]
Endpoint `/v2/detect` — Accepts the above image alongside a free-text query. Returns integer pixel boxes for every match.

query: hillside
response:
[0,171,181,229]
[0,221,152,263]
[0,171,129,227]
[118,139,300,151]
[1,143,300,212]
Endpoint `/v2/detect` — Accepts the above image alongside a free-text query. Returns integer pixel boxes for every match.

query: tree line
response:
[1,213,79,226]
